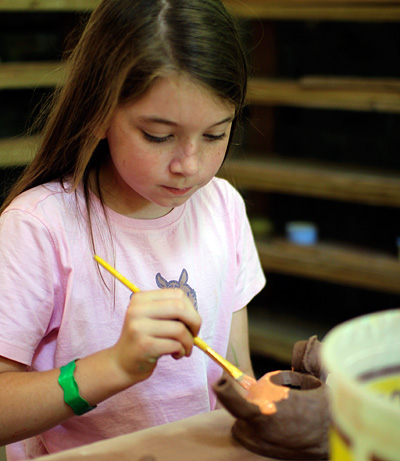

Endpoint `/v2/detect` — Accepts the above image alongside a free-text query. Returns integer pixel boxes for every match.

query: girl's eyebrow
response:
[210,116,235,127]
[138,115,234,128]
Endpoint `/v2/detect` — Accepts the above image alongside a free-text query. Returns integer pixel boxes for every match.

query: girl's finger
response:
[125,317,196,356]
[128,289,201,337]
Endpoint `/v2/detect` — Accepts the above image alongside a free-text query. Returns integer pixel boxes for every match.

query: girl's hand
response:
[111,288,201,385]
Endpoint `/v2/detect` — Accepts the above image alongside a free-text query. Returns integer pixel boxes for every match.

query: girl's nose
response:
[169,143,200,176]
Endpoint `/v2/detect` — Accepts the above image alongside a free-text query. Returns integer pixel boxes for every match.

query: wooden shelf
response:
[219,156,400,207]
[0,136,39,166]
[224,0,400,21]
[256,238,400,294]
[3,62,400,114]
[248,307,329,364]
[0,0,99,11]
[1,0,400,20]
[0,61,64,90]
[248,77,400,113]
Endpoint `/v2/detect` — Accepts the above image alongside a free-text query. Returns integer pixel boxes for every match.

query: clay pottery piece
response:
[291,335,327,381]
[213,370,329,460]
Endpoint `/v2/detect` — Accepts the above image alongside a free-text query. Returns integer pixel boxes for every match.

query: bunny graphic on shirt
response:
[155,269,198,312]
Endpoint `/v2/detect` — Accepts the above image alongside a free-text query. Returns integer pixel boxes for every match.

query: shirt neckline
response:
[78,183,187,231]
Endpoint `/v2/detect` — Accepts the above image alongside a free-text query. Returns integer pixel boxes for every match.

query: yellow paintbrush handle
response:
[192,336,243,380]
[94,255,243,381]
[94,255,140,293]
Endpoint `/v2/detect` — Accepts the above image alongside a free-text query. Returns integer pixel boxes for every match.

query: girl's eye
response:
[142,131,227,143]
[142,131,170,143]
[204,133,227,141]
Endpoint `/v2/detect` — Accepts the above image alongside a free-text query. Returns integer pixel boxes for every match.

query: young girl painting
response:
[0,0,266,458]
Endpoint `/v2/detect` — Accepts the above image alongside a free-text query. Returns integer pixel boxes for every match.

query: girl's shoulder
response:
[3,181,76,215]
[1,181,82,232]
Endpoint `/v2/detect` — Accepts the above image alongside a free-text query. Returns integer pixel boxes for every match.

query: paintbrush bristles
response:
[238,374,257,391]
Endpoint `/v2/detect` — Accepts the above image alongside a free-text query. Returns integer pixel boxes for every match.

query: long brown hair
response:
[1,0,248,217]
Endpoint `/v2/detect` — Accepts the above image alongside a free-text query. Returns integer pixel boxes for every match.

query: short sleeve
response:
[232,190,266,311]
[0,209,62,364]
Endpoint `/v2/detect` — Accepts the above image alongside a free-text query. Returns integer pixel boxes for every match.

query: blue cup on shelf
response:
[285,221,318,245]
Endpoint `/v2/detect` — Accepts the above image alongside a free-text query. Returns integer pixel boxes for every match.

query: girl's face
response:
[101,73,235,219]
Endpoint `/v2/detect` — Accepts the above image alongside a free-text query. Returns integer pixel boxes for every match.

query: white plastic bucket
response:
[321,309,400,461]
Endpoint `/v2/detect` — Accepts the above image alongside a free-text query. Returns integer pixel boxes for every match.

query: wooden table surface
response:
[35,409,282,460]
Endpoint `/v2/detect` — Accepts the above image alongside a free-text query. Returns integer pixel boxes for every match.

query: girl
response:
[0,0,266,459]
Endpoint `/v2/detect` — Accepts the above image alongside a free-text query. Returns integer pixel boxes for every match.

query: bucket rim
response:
[321,308,400,417]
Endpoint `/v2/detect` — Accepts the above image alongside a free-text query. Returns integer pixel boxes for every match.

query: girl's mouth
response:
[162,186,193,196]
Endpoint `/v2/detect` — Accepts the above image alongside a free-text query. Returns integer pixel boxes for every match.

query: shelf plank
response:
[0,61,64,90]
[248,77,400,113]
[0,0,99,11]
[224,0,400,21]
[3,62,400,115]
[0,136,39,166]
[248,307,330,363]
[1,0,400,20]
[256,238,400,294]
[219,156,400,207]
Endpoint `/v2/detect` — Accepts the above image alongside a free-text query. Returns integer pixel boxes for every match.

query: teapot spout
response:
[213,377,261,420]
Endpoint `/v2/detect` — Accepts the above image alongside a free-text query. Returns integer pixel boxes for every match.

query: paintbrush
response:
[94,255,256,391]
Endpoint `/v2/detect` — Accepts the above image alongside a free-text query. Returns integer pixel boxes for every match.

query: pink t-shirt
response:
[0,177,265,459]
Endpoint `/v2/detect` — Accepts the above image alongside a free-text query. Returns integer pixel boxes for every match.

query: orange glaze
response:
[246,370,290,414]
[239,374,257,391]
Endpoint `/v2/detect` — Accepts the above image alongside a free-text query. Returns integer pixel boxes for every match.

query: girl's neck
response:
[90,166,173,220]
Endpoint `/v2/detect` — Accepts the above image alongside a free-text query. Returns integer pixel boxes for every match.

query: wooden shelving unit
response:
[224,0,400,21]
[2,0,400,17]
[0,0,99,12]
[0,0,399,365]
[248,306,329,363]
[220,156,400,207]
[248,77,400,113]
[0,61,64,90]
[3,61,400,110]
[257,239,400,295]
[223,1,400,362]
[0,136,39,166]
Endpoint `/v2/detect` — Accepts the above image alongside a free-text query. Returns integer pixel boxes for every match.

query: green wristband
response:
[58,360,96,416]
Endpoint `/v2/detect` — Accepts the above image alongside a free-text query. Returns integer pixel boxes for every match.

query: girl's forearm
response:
[0,367,71,445]
[0,348,133,445]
